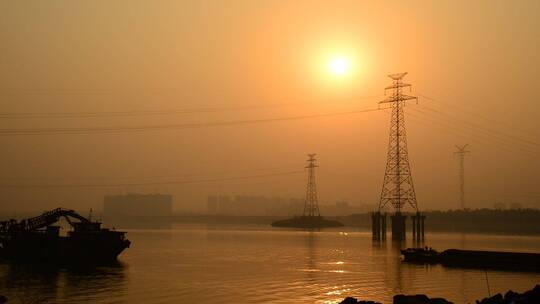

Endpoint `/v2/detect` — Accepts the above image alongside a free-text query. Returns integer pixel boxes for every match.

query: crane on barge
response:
[0,207,130,264]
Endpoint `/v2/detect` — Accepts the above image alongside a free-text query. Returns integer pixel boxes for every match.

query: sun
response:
[328,56,350,76]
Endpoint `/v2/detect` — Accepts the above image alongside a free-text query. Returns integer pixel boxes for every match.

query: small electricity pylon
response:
[303,154,320,217]
[378,72,419,213]
[455,144,470,210]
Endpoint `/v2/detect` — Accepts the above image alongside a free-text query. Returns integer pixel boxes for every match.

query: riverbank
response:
[6,208,540,235]
[340,284,540,304]
[104,208,540,235]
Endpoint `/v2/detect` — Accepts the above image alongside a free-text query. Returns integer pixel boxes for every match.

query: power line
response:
[417,104,540,148]
[407,107,516,148]
[0,107,383,136]
[407,106,539,154]
[418,93,540,138]
[0,165,298,183]
[405,107,539,156]
[405,110,501,150]
[0,95,384,119]
[0,170,303,189]
[0,104,291,119]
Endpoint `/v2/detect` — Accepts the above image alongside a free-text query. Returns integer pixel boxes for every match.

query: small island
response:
[271,215,344,228]
[271,154,344,229]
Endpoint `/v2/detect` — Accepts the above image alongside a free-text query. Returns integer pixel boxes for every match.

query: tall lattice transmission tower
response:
[303,154,320,217]
[455,144,470,210]
[378,72,419,213]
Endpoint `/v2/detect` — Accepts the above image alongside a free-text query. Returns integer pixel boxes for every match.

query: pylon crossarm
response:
[399,95,418,102]
[379,97,397,104]
[385,83,412,91]
[388,72,408,80]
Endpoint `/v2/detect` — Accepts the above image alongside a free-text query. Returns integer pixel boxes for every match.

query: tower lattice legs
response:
[375,73,426,243]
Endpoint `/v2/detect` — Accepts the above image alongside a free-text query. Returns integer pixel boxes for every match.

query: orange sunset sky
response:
[1,0,539,213]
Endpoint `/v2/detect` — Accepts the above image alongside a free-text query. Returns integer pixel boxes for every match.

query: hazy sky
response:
[1,0,539,213]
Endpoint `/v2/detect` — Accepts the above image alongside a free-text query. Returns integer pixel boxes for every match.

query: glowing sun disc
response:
[329,57,350,76]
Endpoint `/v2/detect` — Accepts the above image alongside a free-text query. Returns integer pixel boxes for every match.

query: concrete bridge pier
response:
[371,212,387,240]
[391,212,407,241]
[411,212,425,241]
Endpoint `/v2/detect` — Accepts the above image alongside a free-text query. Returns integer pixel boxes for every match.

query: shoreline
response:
[340,284,540,304]
[4,209,540,235]
[96,211,540,236]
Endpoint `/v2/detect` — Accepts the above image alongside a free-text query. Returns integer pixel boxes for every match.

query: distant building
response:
[234,195,268,215]
[335,201,350,215]
[493,202,506,210]
[207,195,218,215]
[218,195,234,214]
[288,198,304,215]
[204,195,372,216]
[207,195,303,216]
[509,202,523,210]
[318,201,375,216]
[104,193,173,217]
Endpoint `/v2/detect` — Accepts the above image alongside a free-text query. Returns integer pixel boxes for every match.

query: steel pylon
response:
[378,73,419,213]
[303,154,320,217]
[455,144,470,210]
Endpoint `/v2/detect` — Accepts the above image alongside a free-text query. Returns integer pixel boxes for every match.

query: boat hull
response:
[440,249,540,271]
[401,248,540,272]
[0,231,130,264]
[401,248,439,264]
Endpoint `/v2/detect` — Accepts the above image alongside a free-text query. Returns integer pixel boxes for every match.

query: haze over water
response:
[1,0,540,213]
[2,225,539,304]
[1,1,540,303]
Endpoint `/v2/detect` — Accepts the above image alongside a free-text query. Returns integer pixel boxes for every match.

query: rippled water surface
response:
[1,224,540,303]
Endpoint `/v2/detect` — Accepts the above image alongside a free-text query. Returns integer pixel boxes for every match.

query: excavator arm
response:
[1,208,91,233]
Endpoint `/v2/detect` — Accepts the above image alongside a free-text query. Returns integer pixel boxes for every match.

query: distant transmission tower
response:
[303,154,320,217]
[378,73,419,213]
[455,144,470,210]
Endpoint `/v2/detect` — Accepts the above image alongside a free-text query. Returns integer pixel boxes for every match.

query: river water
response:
[1,224,539,303]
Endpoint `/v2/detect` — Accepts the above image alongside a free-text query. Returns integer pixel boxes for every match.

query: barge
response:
[0,208,130,264]
[401,247,540,271]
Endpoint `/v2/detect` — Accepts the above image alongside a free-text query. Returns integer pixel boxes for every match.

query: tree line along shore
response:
[146,208,540,235]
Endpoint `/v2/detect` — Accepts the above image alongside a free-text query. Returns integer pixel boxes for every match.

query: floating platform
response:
[271,216,344,229]
[401,247,540,272]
